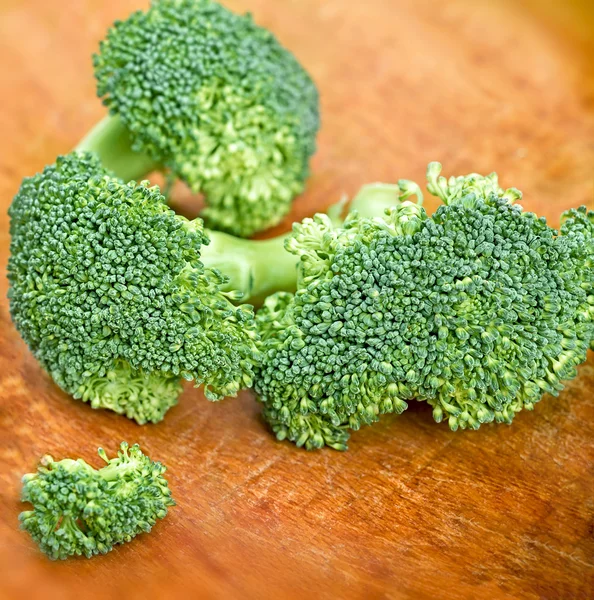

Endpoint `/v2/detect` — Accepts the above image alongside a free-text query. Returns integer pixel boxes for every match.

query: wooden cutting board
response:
[1,1,593,598]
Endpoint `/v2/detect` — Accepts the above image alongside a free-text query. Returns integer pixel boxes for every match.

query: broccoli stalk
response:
[19,442,174,560]
[200,229,298,307]
[77,114,160,184]
[77,0,320,238]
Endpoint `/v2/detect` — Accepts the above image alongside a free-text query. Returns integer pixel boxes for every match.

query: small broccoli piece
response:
[255,164,593,449]
[560,206,594,349]
[8,152,268,422]
[78,0,319,237]
[19,442,174,560]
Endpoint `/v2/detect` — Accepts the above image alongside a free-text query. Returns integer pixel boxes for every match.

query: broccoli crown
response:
[20,442,174,560]
[94,0,320,237]
[255,167,592,449]
[8,152,259,423]
[255,204,425,450]
[561,206,594,349]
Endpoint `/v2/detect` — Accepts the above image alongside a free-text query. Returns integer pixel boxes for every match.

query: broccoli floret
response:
[560,206,594,349]
[8,152,268,423]
[254,164,593,449]
[254,197,427,450]
[19,442,174,560]
[78,0,320,237]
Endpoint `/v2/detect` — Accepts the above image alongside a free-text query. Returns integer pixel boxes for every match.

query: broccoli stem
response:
[96,445,139,482]
[76,114,161,182]
[202,179,422,304]
[349,179,423,218]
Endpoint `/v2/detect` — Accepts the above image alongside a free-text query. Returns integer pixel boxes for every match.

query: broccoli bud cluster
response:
[8,152,259,423]
[255,165,593,449]
[94,0,319,237]
[19,442,174,560]
[255,202,427,450]
[560,206,594,350]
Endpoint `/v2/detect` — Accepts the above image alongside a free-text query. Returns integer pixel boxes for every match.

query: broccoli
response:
[19,442,174,560]
[254,163,593,450]
[8,152,297,423]
[560,206,594,349]
[77,0,320,237]
[7,151,403,422]
[11,154,590,439]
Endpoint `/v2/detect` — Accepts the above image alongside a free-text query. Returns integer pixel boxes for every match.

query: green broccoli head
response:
[19,442,174,560]
[93,0,319,237]
[255,164,592,450]
[561,205,594,349]
[8,152,259,423]
[255,202,427,451]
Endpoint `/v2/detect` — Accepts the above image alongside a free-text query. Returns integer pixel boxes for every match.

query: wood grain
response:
[1,1,594,598]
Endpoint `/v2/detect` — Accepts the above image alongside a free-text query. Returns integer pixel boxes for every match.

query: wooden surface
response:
[1,0,594,598]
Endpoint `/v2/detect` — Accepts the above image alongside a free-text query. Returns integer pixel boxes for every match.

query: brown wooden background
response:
[1,1,594,598]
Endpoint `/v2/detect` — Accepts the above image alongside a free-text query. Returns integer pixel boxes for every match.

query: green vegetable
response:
[8,152,296,423]
[254,163,593,450]
[560,206,594,349]
[10,154,590,438]
[8,151,401,422]
[78,0,319,237]
[19,442,174,560]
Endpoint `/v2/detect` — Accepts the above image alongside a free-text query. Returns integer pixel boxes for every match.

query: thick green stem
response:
[97,460,136,482]
[202,180,419,305]
[201,230,297,305]
[349,180,423,218]
[76,114,161,182]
